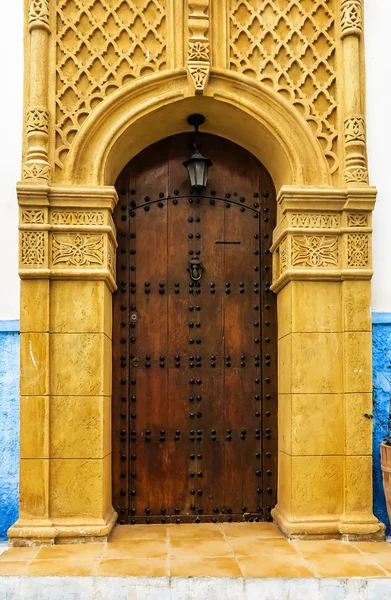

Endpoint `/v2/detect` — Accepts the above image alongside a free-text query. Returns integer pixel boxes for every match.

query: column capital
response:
[271,187,376,292]
[28,0,51,34]
[341,0,363,40]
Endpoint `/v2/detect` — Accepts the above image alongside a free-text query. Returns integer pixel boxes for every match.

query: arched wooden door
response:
[112,133,277,524]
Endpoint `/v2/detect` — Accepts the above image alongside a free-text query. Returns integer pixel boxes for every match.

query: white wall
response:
[0,2,23,320]
[0,2,389,319]
[366,0,391,312]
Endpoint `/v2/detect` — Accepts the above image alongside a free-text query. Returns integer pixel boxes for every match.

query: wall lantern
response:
[183,113,213,192]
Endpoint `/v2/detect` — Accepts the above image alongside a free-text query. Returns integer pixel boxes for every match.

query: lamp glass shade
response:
[183,152,213,192]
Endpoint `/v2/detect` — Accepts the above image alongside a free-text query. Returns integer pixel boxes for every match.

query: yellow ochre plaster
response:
[10,0,384,545]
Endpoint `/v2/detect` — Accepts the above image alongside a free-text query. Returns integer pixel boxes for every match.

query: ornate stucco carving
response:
[187,0,210,94]
[341,0,363,39]
[55,0,167,172]
[229,0,338,178]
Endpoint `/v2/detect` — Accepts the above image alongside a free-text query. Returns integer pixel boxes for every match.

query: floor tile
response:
[170,556,242,577]
[25,559,100,576]
[291,539,362,557]
[238,553,315,578]
[222,523,284,539]
[228,537,299,557]
[103,539,168,559]
[370,552,391,574]
[110,525,167,541]
[167,523,224,539]
[352,541,391,555]
[36,543,105,560]
[99,558,168,577]
[169,537,234,557]
[0,547,40,561]
[0,561,29,575]
[303,553,387,577]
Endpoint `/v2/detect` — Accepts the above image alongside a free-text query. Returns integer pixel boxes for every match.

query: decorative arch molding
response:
[63,69,331,192]
[11,0,384,546]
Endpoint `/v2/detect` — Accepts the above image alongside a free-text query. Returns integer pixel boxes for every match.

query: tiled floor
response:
[1,523,391,578]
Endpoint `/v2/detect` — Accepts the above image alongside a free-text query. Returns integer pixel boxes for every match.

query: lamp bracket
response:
[187,114,205,132]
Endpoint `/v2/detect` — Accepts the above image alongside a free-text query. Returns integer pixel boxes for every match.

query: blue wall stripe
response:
[372,312,391,325]
[0,320,20,333]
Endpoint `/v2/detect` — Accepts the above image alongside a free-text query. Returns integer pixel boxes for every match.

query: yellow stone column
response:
[271,186,384,540]
[9,186,118,546]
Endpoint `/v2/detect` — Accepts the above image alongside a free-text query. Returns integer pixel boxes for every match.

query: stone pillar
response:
[24,0,51,182]
[9,186,118,546]
[271,186,384,539]
[341,0,368,185]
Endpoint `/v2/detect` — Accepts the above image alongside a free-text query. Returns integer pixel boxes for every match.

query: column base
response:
[272,505,385,541]
[7,509,118,547]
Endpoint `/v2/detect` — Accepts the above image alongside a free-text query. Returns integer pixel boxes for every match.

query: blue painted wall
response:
[373,313,391,535]
[0,317,390,537]
[0,321,20,539]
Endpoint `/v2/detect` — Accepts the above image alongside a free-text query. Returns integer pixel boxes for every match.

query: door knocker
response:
[187,257,205,282]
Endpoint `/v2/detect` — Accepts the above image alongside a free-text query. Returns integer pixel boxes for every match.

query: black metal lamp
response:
[183,114,213,192]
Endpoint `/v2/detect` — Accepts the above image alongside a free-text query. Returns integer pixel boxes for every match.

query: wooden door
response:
[112,133,277,524]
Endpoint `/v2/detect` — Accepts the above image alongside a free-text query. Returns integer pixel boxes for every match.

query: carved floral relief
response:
[52,234,104,267]
[292,235,339,268]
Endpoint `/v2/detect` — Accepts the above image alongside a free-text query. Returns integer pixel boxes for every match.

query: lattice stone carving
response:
[347,233,369,267]
[21,232,46,266]
[55,0,167,171]
[229,0,338,175]
[292,235,338,268]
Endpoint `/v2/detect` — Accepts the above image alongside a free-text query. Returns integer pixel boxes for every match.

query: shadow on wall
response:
[373,314,391,535]
[0,322,20,539]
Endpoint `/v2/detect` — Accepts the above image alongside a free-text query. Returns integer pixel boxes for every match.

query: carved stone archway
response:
[10,0,384,545]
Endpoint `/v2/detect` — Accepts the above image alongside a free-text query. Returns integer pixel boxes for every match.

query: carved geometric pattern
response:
[188,64,210,92]
[279,238,288,273]
[188,41,209,61]
[291,213,340,229]
[229,0,338,175]
[292,235,338,268]
[341,0,362,37]
[29,0,50,28]
[347,213,368,227]
[347,233,369,267]
[52,234,104,267]
[187,0,210,94]
[51,211,105,226]
[26,107,49,134]
[21,209,46,224]
[21,232,45,266]
[107,238,116,279]
[55,0,167,171]
[344,167,369,184]
[344,116,365,143]
[23,162,51,181]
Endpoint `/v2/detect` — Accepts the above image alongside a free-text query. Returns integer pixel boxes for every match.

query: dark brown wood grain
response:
[112,133,277,524]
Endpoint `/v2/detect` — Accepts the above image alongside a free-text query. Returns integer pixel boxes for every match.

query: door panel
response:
[113,133,277,524]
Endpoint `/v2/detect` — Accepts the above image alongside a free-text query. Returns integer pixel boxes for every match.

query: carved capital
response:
[344,116,366,144]
[28,0,50,33]
[26,107,49,135]
[271,187,375,292]
[341,0,363,39]
[23,162,51,182]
